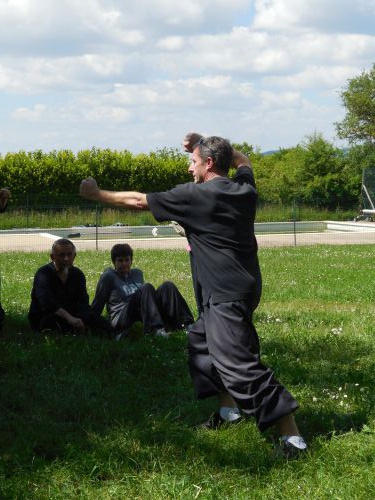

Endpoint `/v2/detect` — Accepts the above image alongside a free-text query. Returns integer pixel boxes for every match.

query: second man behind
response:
[91,243,194,339]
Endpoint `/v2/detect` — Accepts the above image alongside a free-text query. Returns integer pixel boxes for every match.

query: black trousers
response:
[35,309,115,335]
[188,299,298,432]
[116,281,194,333]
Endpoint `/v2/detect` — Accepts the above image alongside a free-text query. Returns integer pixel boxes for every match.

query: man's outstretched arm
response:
[79,177,148,209]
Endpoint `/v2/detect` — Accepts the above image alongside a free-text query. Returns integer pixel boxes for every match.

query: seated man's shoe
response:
[115,329,129,341]
[155,327,170,337]
[183,323,194,334]
[199,411,243,430]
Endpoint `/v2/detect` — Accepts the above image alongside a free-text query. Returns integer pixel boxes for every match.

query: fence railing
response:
[0,200,372,252]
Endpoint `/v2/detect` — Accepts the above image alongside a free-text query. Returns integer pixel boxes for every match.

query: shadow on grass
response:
[0,317,373,486]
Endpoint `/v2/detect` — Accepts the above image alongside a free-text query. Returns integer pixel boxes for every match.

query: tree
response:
[335,64,375,145]
[297,133,345,208]
[300,133,341,179]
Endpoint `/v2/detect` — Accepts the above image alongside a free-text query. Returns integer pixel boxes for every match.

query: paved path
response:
[1,230,375,252]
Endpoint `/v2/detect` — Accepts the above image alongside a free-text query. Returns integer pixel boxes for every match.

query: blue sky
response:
[0,0,374,154]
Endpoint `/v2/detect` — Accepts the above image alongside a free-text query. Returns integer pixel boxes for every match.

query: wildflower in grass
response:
[330,326,343,335]
[265,313,282,324]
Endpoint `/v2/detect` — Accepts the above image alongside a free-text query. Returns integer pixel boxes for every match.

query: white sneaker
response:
[280,436,307,458]
[155,327,170,337]
[219,406,242,422]
[115,329,129,341]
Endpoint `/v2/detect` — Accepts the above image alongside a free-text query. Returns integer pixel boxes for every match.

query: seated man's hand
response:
[80,177,100,201]
[69,316,85,331]
[183,132,203,153]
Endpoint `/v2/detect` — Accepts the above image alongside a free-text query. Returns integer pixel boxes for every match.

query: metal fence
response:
[1,200,375,253]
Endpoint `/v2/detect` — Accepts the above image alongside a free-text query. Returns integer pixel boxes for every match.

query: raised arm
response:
[183,132,204,153]
[232,149,253,169]
[183,133,252,171]
[79,177,148,209]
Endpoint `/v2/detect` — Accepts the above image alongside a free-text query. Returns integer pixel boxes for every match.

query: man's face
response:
[114,255,132,275]
[188,146,208,184]
[51,244,76,272]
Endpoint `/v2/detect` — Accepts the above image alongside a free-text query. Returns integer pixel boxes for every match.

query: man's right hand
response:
[79,177,100,201]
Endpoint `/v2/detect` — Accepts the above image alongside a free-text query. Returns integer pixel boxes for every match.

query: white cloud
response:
[253,0,375,34]
[0,0,374,154]
[12,103,47,121]
[156,36,185,52]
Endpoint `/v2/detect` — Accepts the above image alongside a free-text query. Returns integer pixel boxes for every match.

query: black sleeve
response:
[147,183,192,224]
[233,165,256,188]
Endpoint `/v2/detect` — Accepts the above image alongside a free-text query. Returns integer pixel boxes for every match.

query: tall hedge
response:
[0,139,369,211]
[0,147,191,206]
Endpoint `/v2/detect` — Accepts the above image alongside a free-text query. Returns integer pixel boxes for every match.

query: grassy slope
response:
[0,246,374,499]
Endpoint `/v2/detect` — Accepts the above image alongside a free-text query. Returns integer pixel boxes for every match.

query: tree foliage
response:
[335,64,375,145]
[0,148,191,206]
[0,139,368,213]
[233,133,362,210]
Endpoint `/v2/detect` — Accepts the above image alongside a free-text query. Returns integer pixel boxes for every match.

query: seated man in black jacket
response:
[28,238,113,335]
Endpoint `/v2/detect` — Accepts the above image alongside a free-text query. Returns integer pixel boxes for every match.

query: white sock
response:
[219,406,241,422]
[282,435,307,450]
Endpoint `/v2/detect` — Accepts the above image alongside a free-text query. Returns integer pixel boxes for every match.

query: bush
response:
[0,148,191,206]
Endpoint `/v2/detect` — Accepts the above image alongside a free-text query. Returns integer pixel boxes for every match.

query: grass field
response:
[0,245,374,499]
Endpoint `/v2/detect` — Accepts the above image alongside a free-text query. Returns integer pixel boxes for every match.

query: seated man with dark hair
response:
[28,238,114,335]
[91,243,194,339]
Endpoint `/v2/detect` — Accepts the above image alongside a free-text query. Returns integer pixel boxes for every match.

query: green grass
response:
[1,246,375,499]
[1,208,159,230]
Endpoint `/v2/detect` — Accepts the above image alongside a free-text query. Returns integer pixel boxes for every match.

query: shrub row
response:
[0,147,191,206]
[1,137,374,211]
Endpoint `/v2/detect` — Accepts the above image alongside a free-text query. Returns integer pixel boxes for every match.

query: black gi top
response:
[147,166,257,305]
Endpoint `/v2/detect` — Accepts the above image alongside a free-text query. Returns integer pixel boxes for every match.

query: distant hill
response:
[262,150,277,156]
[261,147,350,156]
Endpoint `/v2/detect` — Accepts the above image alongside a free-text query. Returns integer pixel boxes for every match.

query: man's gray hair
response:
[196,136,233,174]
[51,238,76,253]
